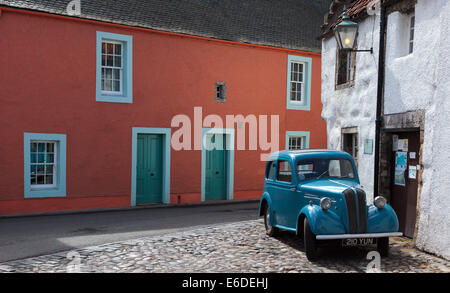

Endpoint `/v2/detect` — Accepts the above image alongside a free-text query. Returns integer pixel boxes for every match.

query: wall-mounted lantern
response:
[335,6,373,53]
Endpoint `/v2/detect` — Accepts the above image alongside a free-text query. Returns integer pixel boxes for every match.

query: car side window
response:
[277,160,292,183]
[266,161,276,180]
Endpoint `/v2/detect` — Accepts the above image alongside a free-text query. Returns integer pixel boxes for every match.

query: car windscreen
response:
[297,158,355,181]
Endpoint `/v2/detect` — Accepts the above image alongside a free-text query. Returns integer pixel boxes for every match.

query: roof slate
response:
[0,0,332,52]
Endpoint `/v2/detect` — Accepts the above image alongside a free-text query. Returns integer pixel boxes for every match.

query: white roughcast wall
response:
[321,13,381,203]
[322,0,450,259]
[384,0,450,260]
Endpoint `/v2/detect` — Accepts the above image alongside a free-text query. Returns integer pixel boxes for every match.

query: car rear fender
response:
[258,192,272,217]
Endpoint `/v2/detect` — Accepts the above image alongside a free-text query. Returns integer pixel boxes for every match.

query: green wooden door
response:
[205,134,227,200]
[136,134,163,204]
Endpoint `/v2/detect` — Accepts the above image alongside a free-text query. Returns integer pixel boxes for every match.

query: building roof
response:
[0,0,332,52]
[319,0,373,39]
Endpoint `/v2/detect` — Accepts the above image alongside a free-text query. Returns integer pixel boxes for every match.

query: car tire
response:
[304,218,319,261]
[263,204,278,237]
[377,237,389,257]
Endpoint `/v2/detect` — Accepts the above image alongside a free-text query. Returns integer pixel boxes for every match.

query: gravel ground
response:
[0,219,449,273]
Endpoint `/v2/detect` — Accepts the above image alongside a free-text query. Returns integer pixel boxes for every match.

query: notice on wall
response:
[408,165,417,179]
[364,139,373,154]
[394,151,407,186]
[397,138,403,152]
[393,135,399,151]
[402,139,409,152]
[410,152,416,159]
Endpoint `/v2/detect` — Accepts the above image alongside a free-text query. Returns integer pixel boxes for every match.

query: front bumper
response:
[316,232,402,240]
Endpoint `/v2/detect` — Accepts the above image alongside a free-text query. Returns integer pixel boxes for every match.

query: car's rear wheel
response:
[304,218,319,261]
[377,237,389,257]
[263,204,277,237]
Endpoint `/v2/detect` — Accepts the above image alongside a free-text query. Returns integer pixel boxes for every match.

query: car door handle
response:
[290,187,296,191]
[215,171,220,174]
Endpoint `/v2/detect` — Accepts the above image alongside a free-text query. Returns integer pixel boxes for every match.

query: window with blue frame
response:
[286,55,312,111]
[24,133,66,198]
[286,131,310,150]
[96,31,133,103]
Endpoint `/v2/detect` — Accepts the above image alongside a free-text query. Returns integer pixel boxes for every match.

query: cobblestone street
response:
[1,220,449,273]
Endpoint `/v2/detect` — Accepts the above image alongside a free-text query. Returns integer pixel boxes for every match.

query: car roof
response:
[267,149,353,161]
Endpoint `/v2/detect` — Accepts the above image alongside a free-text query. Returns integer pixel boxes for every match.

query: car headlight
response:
[374,196,387,209]
[320,197,332,211]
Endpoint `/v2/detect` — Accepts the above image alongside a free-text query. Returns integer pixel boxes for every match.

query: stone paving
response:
[0,219,449,273]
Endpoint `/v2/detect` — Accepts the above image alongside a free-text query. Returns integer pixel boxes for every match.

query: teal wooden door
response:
[136,134,163,204]
[205,134,227,200]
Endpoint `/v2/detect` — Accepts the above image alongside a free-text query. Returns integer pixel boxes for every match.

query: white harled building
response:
[320,0,450,259]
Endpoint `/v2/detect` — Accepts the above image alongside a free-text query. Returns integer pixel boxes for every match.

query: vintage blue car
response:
[259,149,402,261]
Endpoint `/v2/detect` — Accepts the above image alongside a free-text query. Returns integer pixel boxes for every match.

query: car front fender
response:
[298,204,346,236]
[367,204,399,233]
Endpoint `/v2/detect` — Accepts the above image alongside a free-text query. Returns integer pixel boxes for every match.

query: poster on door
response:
[394,151,407,186]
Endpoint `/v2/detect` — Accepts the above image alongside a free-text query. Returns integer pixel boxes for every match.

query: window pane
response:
[113,80,121,92]
[298,63,304,73]
[107,43,114,54]
[113,69,120,80]
[37,176,45,185]
[31,165,37,176]
[31,176,36,185]
[290,91,296,101]
[31,143,37,152]
[104,80,112,91]
[297,158,355,180]
[267,161,276,180]
[102,43,106,54]
[37,164,45,175]
[45,164,54,175]
[47,143,54,153]
[293,72,298,82]
[45,175,53,185]
[45,154,54,163]
[296,87,302,101]
[107,55,114,67]
[102,55,106,66]
[114,56,122,67]
[38,154,45,163]
[329,160,341,177]
[277,160,292,183]
[38,143,45,152]
[30,153,37,163]
[115,44,122,55]
[105,68,112,79]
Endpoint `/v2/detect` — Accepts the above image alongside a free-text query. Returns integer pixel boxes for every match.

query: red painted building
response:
[0,0,328,215]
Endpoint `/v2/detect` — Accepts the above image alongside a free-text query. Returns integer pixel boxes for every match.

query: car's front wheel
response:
[263,204,278,237]
[304,218,319,261]
[377,237,389,257]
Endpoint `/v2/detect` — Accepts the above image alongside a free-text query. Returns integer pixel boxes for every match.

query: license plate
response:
[341,238,376,247]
